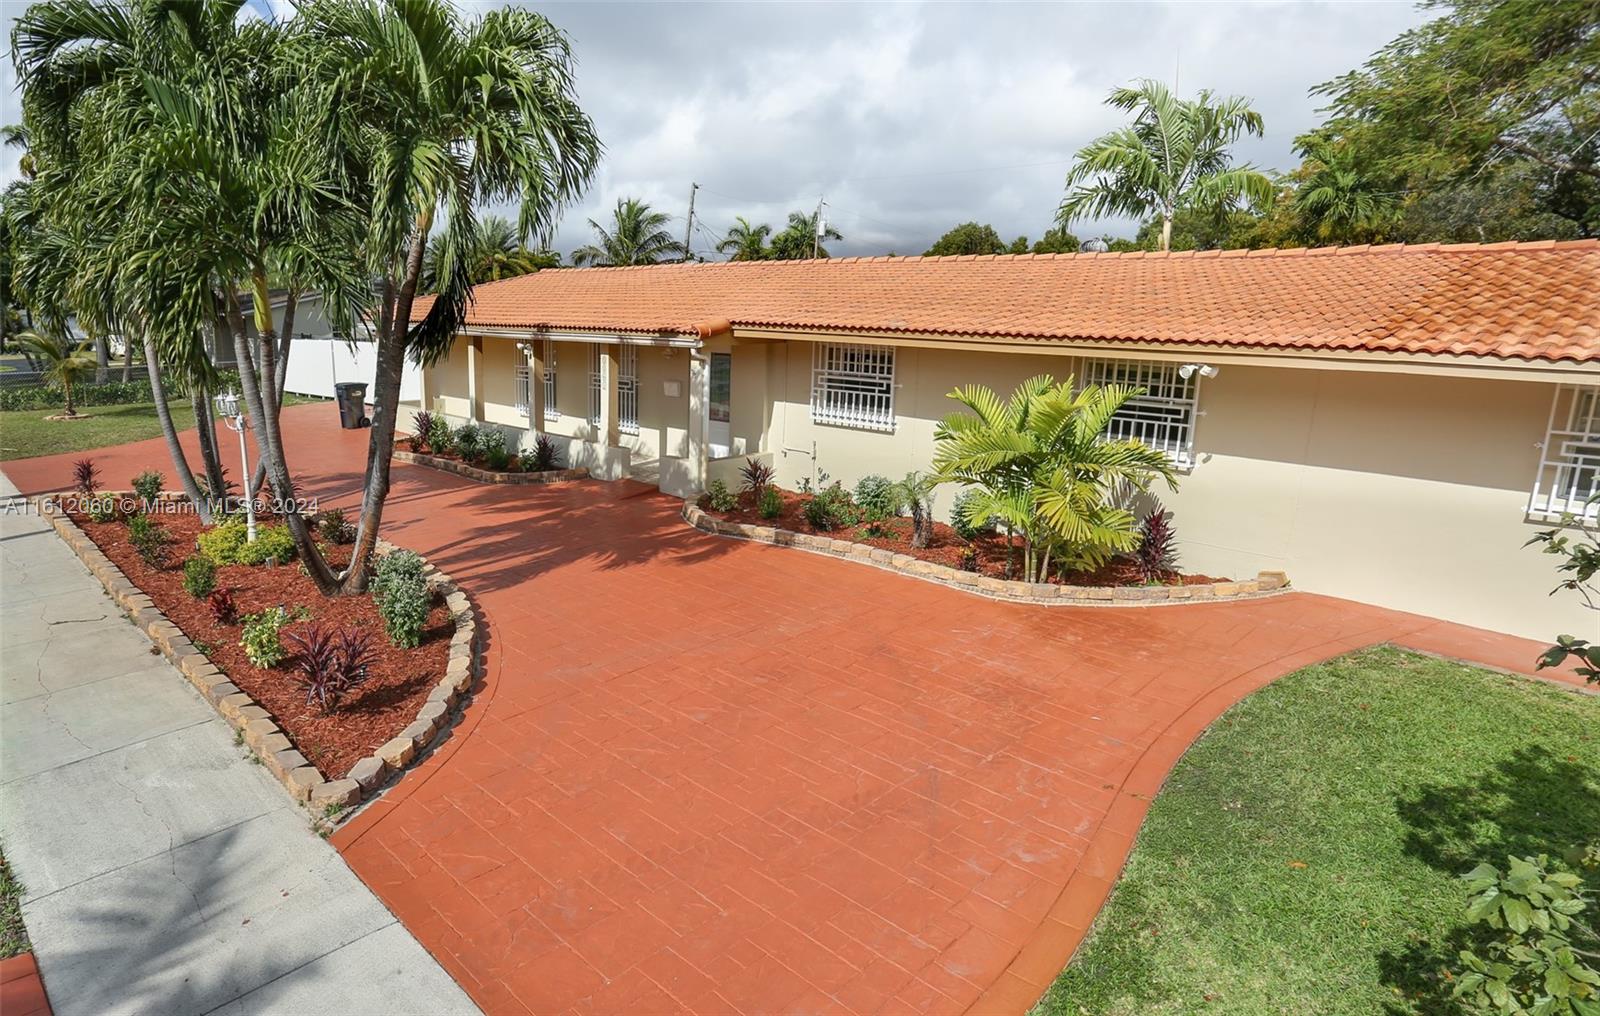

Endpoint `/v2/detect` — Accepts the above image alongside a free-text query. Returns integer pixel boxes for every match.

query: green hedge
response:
[0,369,243,412]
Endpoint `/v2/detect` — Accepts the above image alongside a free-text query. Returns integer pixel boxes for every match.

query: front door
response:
[708,352,731,457]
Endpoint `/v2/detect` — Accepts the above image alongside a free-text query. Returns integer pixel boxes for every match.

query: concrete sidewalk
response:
[0,473,477,1016]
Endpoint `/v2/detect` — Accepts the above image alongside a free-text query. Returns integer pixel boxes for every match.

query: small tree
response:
[1525,494,1599,684]
[14,329,96,416]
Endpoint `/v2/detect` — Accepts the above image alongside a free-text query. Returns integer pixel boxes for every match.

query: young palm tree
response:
[572,198,683,266]
[716,216,772,261]
[1060,80,1274,252]
[15,329,96,416]
[767,210,842,260]
[1294,138,1395,243]
[933,375,1177,582]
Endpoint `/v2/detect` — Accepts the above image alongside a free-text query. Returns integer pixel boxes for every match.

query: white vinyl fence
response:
[282,337,421,404]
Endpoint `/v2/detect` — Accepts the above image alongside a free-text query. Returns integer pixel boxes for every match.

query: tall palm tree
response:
[1294,138,1395,243]
[572,198,683,266]
[932,375,1176,582]
[716,216,771,261]
[768,210,841,260]
[14,329,96,416]
[424,215,559,290]
[1060,80,1273,252]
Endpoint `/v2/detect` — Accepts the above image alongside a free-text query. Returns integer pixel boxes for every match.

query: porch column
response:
[520,340,545,434]
[599,342,620,447]
[466,335,484,423]
[687,350,709,494]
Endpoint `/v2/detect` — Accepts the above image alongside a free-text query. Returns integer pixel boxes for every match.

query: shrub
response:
[950,488,990,541]
[72,458,99,494]
[1526,493,1599,685]
[759,484,782,519]
[484,444,511,471]
[284,624,375,712]
[182,555,217,598]
[208,587,239,624]
[522,434,560,473]
[131,469,165,506]
[854,474,901,522]
[86,496,118,523]
[236,524,297,566]
[127,514,171,567]
[410,410,435,453]
[240,607,290,668]
[197,519,248,565]
[705,479,738,513]
[372,550,430,649]
[452,423,482,462]
[479,429,507,465]
[427,414,452,455]
[1134,507,1180,583]
[317,508,355,545]
[803,482,855,531]
[739,458,775,502]
[895,471,937,549]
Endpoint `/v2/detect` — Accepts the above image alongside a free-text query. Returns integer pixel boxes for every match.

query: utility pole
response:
[683,182,698,262]
[812,196,826,259]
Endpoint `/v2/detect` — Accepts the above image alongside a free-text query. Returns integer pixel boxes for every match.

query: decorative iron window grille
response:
[1083,359,1200,467]
[514,363,531,416]
[811,342,895,431]
[543,340,558,421]
[1528,384,1600,522]
[588,344,639,434]
[588,344,602,426]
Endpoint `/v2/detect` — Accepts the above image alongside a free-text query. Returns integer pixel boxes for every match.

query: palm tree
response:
[716,216,771,261]
[15,329,96,416]
[1060,80,1274,252]
[572,199,683,266]
[932,375,1177,582]
[424,216,559,290]
[1294,138,1395,243]
[768,210,842,260]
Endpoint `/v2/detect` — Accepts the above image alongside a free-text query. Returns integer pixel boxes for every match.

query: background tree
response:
[1060,79,1274,252]
[1007,236,1030,254]
[1031,226,1080,254]
[924,222,1006,256]
[425,215,559,290]
[716,216,771,261]
[13,329,94,416]
[1292,137,1397,243]
[768,210,841,260]
[572,198,682,266]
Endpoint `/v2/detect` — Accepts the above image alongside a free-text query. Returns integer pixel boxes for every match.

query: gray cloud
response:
[1,1,1426,258]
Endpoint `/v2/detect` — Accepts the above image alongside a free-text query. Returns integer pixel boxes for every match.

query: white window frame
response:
[588,344,639,434]
[543,340,559,421]
[514,362,531,417]
[810,342,895,432]
[1528,384,1600,523]
[1083,358,1201,468]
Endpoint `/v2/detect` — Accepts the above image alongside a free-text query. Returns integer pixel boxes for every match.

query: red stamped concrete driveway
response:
[3,403,1572,1016]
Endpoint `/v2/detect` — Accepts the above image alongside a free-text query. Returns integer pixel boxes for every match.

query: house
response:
[414,240,1600,642]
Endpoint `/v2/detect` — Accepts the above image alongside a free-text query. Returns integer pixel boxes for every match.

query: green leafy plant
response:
[127,514,171,567]
[86,497,118,523]
[758,484,782,519]
[522,434,560,473]
[182,555,217,598]
[705,479,738,513]
[410,410,435,453]
[950,488,991,541]
[13,330,96,416]
[479,428,507,467]
[131,469,165,507]
[894,471,937,549]
[236,524,296,566]
[197,520,248,565]
[284,624,375,712]
[1134,506,1181,584]
[451,423,482,463]
[803,482,856,531]
[740,458,775,503]
[1526,494,1599,684]
[853,474,902,522]
[1451,854,1599,1015]
[240,606,290,668]
[371,550,430,649]
[317,508,355,545]
[72,458,99,494]
[426,414,452,455]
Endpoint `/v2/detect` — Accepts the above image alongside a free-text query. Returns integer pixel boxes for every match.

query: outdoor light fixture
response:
[213,391,257,543]
[1178,363,1219,381]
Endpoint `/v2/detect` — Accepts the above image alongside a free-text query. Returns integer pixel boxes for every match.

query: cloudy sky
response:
[1,1,1427,260]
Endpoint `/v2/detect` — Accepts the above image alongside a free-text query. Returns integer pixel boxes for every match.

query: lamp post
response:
[213,391,256,543]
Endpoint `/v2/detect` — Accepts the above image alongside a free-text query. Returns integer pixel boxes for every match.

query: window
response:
[1083,358,1200,467]
[811,342,895,431]
[588,344,639,434]
[543,340,558,421]
[1528,385,1600,522]
[514,363,531,416]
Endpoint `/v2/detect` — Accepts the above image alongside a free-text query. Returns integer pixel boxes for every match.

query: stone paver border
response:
[395,448,587,485]
[33,492,482,825]
[683,502,1289,605]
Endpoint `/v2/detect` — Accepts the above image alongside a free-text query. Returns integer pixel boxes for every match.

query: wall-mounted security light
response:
[1178,363,1219,381]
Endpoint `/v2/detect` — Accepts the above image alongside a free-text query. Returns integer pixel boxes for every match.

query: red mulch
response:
[71,505,451,779]
[407,440,522,475]
[706,486,1225,586]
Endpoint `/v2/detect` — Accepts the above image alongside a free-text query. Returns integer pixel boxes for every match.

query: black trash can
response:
[334,382,369,429]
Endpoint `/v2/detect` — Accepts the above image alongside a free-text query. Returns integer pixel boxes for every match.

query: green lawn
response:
[1033,647,1599,1016]
[0,401,198,461]
[1,850,27,959]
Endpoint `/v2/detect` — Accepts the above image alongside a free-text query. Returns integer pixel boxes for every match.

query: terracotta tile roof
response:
[416,239,1600,364]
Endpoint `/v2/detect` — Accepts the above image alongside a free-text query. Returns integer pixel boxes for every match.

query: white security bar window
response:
[1083,358,1200,467]
[811,342,895,431]
[514,363,531,416]
[543,340,559,421]
[619,343,639,435]
[588,344,602,426]
[1528,384,1600,522]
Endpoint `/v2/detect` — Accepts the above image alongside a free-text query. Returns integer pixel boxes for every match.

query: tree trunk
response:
[62,381,75,416]
[142,332,212,524]
[1160,212,1173,253]
[339,218,431,596]
[94,333,109,383]
[120,335,133,381]
[191,386,226,501]
[251,288,297,497]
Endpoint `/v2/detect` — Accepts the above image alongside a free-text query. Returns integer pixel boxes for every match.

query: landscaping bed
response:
[701,484,1226,587]
[399,412,582,483]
